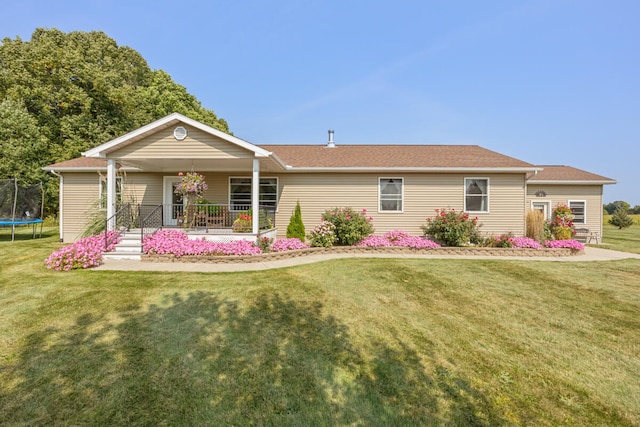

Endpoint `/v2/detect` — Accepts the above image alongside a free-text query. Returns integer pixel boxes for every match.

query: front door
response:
[163,176,183,226]
[532,201,551,220]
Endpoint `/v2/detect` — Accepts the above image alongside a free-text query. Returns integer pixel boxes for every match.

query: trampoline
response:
[0,178,44,241]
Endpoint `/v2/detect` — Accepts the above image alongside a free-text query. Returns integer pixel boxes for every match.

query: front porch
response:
[104,203,277,257]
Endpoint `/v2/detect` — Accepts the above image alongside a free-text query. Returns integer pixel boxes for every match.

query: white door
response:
[532,201,551,220]
[163,177,183,226]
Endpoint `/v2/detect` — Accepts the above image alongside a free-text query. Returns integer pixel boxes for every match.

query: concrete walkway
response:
[93,246,640,273]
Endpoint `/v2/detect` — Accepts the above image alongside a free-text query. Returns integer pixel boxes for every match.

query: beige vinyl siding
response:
[526,184,604,238]
[111,125,254,160]
[61,171,528,242]
[121,173,163,206]
[275,173,526,239]
[61,173,99,242]
[126,172,232,207]
[61,172,168,242]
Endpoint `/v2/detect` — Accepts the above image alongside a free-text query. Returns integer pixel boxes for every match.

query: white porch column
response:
[106,159,116,231]
[252,158,260,234]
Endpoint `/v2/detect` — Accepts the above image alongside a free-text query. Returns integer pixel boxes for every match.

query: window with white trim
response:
[379,177,403,212]
[99,176,122,209]
[569,200,586,224]
[229,177,278,211]
[464,178,489,212]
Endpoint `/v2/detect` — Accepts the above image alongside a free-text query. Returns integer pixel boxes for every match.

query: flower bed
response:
[142,245,582,264]
[140,230,583,264]
[143,229,262,256]
[45,231,121,271]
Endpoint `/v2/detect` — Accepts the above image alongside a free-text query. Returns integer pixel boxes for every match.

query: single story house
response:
[44,113,616,243]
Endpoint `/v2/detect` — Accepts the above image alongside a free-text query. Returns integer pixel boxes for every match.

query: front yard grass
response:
[602,215,640,254]
[1,229,639,425]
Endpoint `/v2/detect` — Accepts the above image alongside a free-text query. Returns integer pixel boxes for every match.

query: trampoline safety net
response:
[0,178,45,240]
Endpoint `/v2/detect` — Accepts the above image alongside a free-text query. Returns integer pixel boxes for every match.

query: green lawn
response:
[1,228,640,426]
[602,214,640,254]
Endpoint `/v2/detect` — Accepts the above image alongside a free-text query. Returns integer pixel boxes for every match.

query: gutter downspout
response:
[49,169,64,242]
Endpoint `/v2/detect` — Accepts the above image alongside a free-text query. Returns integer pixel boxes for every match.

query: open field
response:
[1,227,640,425]
[601,215,640,254]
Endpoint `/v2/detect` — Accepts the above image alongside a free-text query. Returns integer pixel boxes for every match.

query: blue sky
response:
[2,0,638,203]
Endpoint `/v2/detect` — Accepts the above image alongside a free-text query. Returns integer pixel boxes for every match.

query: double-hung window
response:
[379,177,403,212]
[569,200,586,224]
[229,177,278,211]
[464,178,489,212]
[99,176,122,209]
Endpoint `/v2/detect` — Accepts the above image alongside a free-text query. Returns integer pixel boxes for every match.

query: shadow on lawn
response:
[1,290,507,425]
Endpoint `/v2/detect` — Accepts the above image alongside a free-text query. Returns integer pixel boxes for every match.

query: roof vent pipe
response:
[327,129,335,148]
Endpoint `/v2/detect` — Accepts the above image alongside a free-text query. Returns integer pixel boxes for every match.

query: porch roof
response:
[527,165,617,185]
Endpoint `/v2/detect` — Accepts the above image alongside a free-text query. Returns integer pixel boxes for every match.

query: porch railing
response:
[102,203,276,253]
[164,203,275,232]
[104,203,132,251]
[140,204,163,252]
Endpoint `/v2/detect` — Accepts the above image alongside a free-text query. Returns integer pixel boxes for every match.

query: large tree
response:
[0,28,229,215]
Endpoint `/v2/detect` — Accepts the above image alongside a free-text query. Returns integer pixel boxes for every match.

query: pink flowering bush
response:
[322,207,374,246]
[271,238,309,252]
[143,229,261,257]
[421,208,481,246]
[356,230,441,249]
[45,231,121,271]
[307,221,337,247]
[544,239,585,250]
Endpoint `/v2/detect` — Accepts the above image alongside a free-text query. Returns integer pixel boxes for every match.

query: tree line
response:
[603,201,640,215]
[0,28,229,216]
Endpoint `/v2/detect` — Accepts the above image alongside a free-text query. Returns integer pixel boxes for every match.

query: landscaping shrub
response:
[550,204,576,240]
[256,236,273,252]
[321,207,374,246]
[286,200,306,240]
[609,207,634,229]
[45,231,121,271]
[421,208,481,246]
[307,221,337,247]
[482,233,514,248]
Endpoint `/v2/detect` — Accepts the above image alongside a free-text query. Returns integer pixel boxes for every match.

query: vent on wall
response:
[174,126,188,140]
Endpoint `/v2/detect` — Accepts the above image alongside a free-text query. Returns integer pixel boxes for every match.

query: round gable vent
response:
[173,126,187,140]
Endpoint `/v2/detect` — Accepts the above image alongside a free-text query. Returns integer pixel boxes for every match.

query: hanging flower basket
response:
[174,172,208,226]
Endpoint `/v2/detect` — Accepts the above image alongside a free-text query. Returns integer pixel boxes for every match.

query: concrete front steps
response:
[103,229,143,261]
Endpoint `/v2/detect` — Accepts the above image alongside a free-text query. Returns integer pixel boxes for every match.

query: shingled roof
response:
[528,165,616,184]
[260,145,536,170]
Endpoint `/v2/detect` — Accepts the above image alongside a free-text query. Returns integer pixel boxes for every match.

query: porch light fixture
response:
[535,191,547,197]
[174,126,188,140]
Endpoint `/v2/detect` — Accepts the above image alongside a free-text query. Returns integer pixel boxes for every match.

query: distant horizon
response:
[2,0,638,204]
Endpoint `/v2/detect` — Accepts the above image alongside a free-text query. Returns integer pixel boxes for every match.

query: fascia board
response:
[42,166,141,172]
[528,179,618,185]
[283,166,541,173]
[83,112,273,159]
